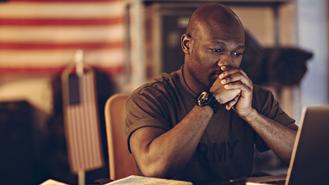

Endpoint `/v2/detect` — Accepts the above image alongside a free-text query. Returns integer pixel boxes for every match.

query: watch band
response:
[196,91,219,112]
[207,92,219,112]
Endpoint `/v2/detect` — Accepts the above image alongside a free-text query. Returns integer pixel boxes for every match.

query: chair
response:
[104,93,140,180]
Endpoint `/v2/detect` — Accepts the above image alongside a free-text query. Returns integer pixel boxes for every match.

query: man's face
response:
[186,22,245,89]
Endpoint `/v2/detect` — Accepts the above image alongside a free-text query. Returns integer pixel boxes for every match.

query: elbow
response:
[284,149,294,164]
[281,155,291,165]
[277,145,294,165]
[138,160,171,178]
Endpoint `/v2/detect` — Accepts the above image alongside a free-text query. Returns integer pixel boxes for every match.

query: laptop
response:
[245,105,329,185]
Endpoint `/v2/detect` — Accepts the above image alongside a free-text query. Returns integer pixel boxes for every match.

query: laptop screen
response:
[286,106,329,185]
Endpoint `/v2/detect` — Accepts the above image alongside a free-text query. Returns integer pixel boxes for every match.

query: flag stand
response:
[78,170,85,185]
[62,50,104,185]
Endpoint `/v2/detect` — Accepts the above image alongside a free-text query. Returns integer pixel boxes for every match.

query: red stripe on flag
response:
[85,75,100,167]
[0,17,124,26]
[76,102,90,169]
[0,41,124,50]
[71,106,80,169]
[84,77,92,167]
[66,107,81,169]
[0,66,125,75]
[79,84,90,168]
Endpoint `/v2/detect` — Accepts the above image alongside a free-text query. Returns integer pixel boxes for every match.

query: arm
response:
[242,110,297,163]
[220,68,297,163]
[129,74,241,178]
[130,105,213,178]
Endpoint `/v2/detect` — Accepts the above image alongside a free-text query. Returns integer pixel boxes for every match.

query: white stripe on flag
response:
[0,49,125,67]
[0,25,125,42]
[0,2,126,18]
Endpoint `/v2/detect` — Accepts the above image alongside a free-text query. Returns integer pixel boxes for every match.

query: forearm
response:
[140,106,213,177]
[242,109,297,163]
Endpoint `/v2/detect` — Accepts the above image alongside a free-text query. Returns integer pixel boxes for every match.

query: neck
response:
[182,64,205,95]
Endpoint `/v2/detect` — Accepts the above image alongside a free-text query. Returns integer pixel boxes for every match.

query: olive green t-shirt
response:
[125,69,295,183]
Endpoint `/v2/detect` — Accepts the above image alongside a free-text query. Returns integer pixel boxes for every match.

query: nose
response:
[217,54,233,68]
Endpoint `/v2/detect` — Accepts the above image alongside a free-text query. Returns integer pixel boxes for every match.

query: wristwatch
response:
[196,91,219,112]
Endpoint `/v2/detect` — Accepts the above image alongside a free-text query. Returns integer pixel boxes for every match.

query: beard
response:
[208,67,223,87]
[186,63,209,91]
[187,64,224,90]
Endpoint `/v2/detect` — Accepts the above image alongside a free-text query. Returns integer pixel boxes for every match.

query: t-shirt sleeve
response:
[125,88,170,152]
[253,87,296,152]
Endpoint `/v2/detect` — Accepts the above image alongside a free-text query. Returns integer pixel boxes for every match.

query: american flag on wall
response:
[0,0,126,75]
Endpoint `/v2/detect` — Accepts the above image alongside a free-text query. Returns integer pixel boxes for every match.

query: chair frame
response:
[104,93,139,180]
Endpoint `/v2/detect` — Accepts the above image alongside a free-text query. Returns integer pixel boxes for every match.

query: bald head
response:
[186,4,244,40]
[181,4,246,92]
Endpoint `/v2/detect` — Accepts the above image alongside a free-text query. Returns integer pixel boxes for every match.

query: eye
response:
[232,51,243,57]
[209,48,224,54]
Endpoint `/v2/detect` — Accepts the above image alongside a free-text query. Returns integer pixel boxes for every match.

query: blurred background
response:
[0,0,327,184]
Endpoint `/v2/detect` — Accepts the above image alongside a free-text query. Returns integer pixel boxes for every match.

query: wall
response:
[233,4,298,119]
[297,0,329,110]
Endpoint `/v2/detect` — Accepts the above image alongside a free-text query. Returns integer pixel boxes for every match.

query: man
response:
[125,4,297,183]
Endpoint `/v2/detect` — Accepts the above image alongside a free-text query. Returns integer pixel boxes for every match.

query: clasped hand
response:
[209,66,254,117]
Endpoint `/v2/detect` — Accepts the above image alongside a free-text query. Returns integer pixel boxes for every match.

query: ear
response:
[181,34,192,55]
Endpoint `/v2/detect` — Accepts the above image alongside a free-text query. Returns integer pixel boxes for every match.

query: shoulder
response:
[252,87,296,151]
[252,85,295,125]
[128,71,181,107]
[252,85,278,114]
[253,85,275,103]
[253,85,273,98]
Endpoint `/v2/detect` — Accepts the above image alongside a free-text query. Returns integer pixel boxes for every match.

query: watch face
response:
[197,91,209,106]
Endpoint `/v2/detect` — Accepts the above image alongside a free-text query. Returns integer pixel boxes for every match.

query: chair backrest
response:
[104,93,140,180]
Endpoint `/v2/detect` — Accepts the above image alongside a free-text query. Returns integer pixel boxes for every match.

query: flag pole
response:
[75,49,84,76]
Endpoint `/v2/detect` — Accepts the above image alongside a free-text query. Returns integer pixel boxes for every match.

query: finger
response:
[225,95,240,110]
[221,73,244,84]
[224,81,252,92]
[240,70,249,78]
[237,68,251,79]
[226,96,239,110]
[221,73,253,89]
[228,67,249,79]
[219,69,250,87]
[219,68,251,79]
[219,68,240,79]
[220,65,234,72]
[220,65,226,72]
[238,70,253,87]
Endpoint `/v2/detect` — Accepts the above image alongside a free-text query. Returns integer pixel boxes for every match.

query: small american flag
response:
[62,65,103,172]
